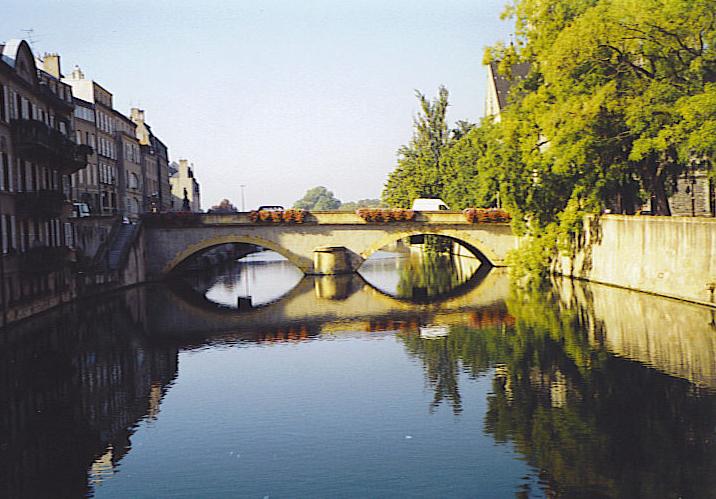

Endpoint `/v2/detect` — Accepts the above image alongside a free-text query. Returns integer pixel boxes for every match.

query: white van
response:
[411,198,449,211]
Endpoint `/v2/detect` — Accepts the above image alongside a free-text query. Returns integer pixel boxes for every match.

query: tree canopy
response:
[492,0,716,218]
[293,186,341,210]
[339,199,385,211]
[382,0,716,228]
[208,199,238,213]
[383,86,452,207]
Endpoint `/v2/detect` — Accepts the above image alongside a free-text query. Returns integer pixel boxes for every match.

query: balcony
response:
[38,84,74,113]
[19,246,70,274]
[10,119,93,175]
[15,190,68,218]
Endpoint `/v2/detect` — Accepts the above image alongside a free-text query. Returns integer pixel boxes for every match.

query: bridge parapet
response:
[150,211,501,226]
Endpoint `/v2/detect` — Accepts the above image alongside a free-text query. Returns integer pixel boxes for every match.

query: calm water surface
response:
[1,250,714,498]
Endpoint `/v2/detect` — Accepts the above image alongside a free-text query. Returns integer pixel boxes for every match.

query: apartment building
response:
[70,97,99,212]
[169,159,201,212]
[115,109,143,219]
[152,136,171,212]
[63,66,119,215]
[0,40,91,320]
[130,108,167,213]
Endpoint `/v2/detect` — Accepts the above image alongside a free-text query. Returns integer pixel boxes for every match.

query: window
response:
[1,215,7,254]
[0,153,8,191]
[0,84,5,122]
[74,106,95,123]
[10,215,16,251]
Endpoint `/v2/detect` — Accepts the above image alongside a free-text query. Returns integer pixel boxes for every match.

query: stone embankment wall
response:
[2,218,147,328]
[73,216,116,261]
[117,228,146,287]
[553,215,716,308]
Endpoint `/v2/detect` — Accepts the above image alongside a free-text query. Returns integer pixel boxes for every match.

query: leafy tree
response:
[208,199,238,213]
[293,186,341,210]
[441,118,505,210]
[492,0,716,217]
[383,86,451,207]
[338,198,385,211]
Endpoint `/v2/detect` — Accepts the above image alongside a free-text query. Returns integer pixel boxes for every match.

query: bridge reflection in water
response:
[0,252,714,497]
[154,251,499,341]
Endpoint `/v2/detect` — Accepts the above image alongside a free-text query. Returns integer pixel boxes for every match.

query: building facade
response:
[130,108,161,214]
[114,109,143,219]
[0,40,91,324]
[63,67,119,215]
[62,73,173,218]
[169,159,201,212]
[70,97,99,213]
[484,61,531,122]
[152,136,171,212]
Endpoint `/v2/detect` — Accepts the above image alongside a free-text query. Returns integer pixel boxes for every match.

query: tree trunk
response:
[618,187,637,215]
[651,164,671,216]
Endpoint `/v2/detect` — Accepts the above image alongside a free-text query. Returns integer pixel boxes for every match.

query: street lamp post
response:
[240,184,246,212]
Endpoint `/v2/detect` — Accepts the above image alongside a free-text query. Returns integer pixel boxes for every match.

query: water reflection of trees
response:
[396,251,481,300]
[398,304,514,414]
[397,286,716,497]
[0,292,178,498]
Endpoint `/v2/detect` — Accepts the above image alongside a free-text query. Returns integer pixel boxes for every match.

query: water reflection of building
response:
[0,293,178,498]
[556,277,716,390]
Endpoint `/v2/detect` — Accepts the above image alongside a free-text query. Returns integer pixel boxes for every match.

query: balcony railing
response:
[19,246,70,274]
[15,190,68,218]
[38,84,74,112]
[10,119,93,175]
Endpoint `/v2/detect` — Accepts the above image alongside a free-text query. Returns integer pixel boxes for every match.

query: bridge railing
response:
[143,211,512,227]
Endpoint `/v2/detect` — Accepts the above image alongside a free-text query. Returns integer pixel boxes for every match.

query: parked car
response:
[257,205,284,211]
[71,202,90,218]
[411,198,449,211]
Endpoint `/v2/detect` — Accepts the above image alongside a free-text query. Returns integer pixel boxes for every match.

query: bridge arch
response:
[161,234,312,275]
[359,229,499,267]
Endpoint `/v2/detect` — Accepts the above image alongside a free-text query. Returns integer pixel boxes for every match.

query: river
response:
[1,249,714,498]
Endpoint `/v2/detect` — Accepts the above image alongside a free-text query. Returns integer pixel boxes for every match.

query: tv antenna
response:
[21,28,40,51]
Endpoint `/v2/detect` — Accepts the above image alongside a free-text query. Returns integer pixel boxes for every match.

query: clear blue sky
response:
[2,0,512,209]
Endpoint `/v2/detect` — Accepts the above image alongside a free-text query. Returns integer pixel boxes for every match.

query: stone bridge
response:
[143,211,520,279]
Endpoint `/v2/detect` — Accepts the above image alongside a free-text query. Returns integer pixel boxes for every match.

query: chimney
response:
[131,108,151,145]
[42,53,61,78]
[179,159,190,177]
[70,65,85,80]
[130,108,145,123]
